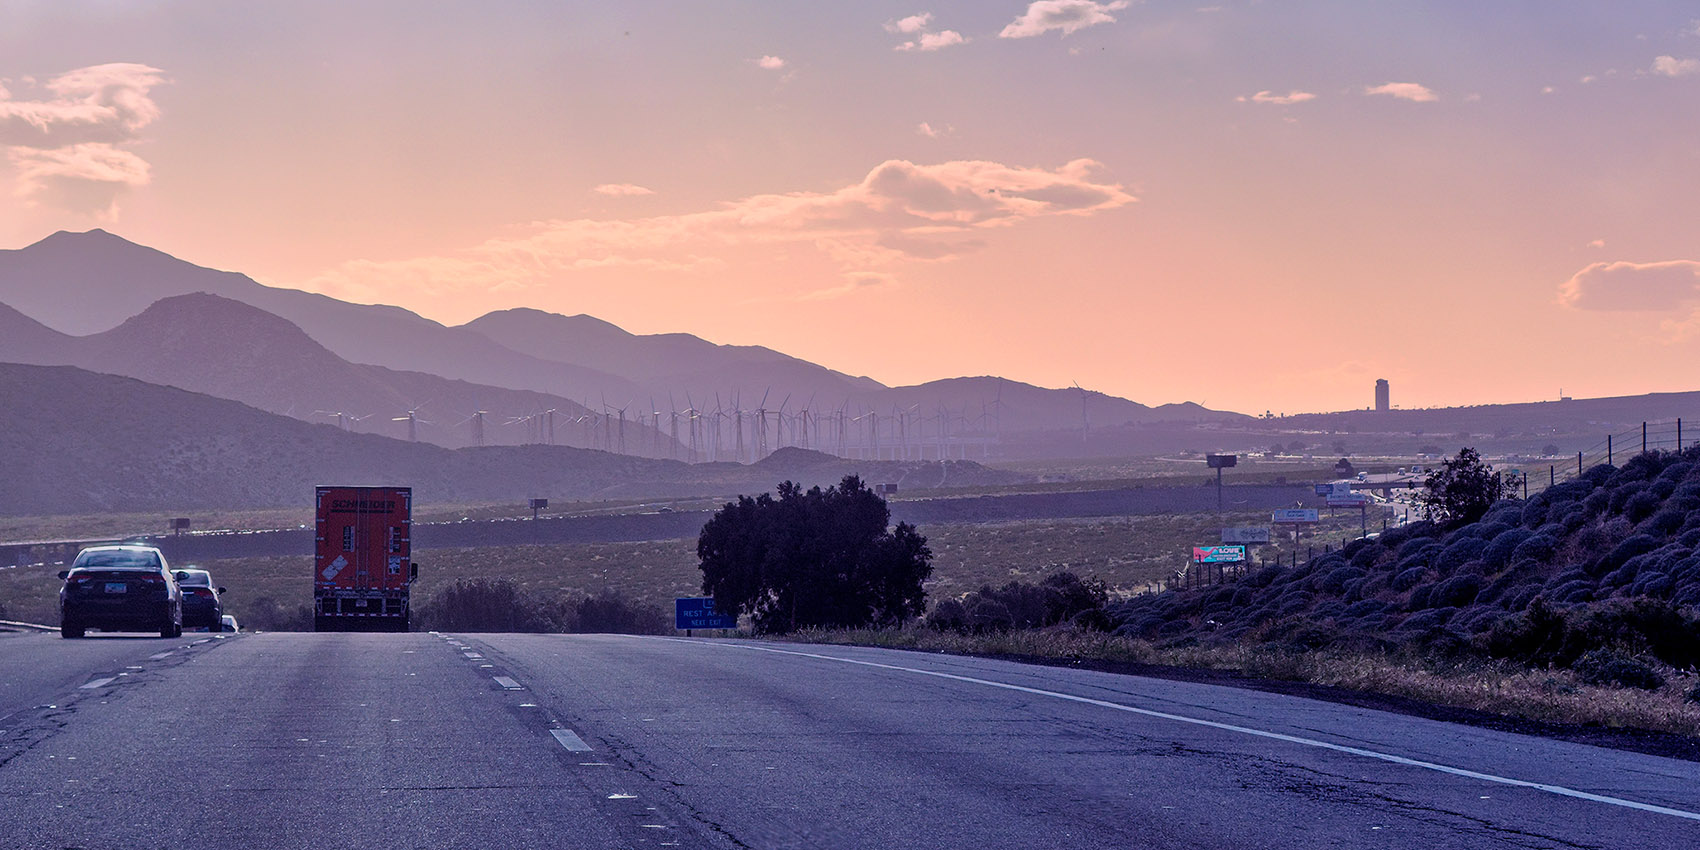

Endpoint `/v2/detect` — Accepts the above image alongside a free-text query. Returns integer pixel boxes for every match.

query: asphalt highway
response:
[2,629,1698,849]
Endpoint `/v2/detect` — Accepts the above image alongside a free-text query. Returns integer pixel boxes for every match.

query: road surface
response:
[2,629,1697,848]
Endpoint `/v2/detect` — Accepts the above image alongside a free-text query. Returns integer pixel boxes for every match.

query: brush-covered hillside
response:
[1107,449,1700,688]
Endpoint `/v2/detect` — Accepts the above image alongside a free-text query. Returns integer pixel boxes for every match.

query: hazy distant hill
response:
[0,230,640,403]
[0,230,1249,458]
[464,307,884,398]
[0,363,1024,515]
[0,293,671,451]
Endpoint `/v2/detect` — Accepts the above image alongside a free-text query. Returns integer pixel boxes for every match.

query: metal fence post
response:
[1643,422,1648,454]
[1608,435,1613,466]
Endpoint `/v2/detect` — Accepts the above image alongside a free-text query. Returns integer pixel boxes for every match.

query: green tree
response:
[696,475,933,634]
[1417,447,1519,525]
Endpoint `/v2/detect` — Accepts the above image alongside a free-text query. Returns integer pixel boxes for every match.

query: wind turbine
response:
[313,410,350,430]
[392,404,430,442]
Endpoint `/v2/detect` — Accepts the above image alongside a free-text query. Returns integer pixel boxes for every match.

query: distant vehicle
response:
[175,568,226,631]
[1356,472,1368,481]
[314,486,416,632]
[58,545,183,639]
[220,614,240,633]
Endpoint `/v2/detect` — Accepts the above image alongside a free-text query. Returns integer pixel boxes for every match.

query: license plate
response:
[104,582,127,594]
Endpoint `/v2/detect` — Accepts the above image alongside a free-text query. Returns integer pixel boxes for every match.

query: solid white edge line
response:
[79,677,117,689]
[674,639,1700,823]
[551,729,593,752]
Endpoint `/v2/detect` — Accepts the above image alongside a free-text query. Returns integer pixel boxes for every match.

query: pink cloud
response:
[0,63,166,215]
[1652,55,1700,77]
[1559,260,1700,311]
[757,55,786,70]
[303,159,1136,302]
[1000,1,1131,39]
[885,13,933,35]
[593,183,655,196]
[1364,82,1439,102]
[1238,90,1316,105]
[897,30,967,52]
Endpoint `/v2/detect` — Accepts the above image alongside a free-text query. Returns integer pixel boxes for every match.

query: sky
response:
[1,1,1698,416]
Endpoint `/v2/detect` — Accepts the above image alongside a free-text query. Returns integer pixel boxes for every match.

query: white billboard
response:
[1272,508,1320,523]
[1221,527,1271,544]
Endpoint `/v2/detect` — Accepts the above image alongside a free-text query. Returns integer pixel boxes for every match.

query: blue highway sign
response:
[675,597,737,630]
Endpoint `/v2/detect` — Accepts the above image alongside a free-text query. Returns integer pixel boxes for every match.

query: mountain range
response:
[0,230,1244,456]
[0,363,1026,515]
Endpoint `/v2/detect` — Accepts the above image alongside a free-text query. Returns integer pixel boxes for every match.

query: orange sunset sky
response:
[2,2,1698,416]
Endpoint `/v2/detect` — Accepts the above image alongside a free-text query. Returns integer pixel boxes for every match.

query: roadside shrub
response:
[1572,649,1665,690]
[1319,567,1364,596]
[1481,528,1532,571]
[415,578,558,632]
[1392,567,1429,592]
[1407,583,1436,611]
[1645,509,1686,537]
[1433,538,1485,573]
[1625,490,1662,523]
[1501,584,1543,612]
[575,592,670,635]
[929,572,1109,633]
[238,595,314,631]
[1509,533,1558,565]
[414,579,669,634]
[1484,597,1700,669]
[1595,534,1660,577]
[1431,574,1483,608]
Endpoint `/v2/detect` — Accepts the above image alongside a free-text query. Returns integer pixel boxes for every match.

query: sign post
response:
[1206,454,1237,511]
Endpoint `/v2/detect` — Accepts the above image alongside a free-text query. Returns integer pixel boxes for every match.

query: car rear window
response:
[177,571,212,586]
[73,550,161,569]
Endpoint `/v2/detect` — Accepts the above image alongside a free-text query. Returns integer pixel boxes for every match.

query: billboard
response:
[1221,527,1271,544]
[1272,508,1320,523]
[1192,545,1246,563]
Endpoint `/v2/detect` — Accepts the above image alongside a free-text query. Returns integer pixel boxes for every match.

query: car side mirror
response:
[217,587,227,594]
[410,563,419,580]
[174,571,189,581]
[57,570,69,580]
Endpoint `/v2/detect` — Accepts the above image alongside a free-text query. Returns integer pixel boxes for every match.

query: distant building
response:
[1375,379,1390,413]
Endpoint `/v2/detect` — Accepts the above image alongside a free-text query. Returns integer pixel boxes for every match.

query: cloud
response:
[757,55,786,70]
[999,1,1131,39]
[897,30,967,51]
[1588,239,1605,249]
[1559,260,1700,311]
[1237,90,1316,105]
[885,13,932,34]
[1652,56,1700,77]
[302,158,1136,303]
[800,272,897,301]
[593,183,654,196]
[916,122,952,138]
[0,63,166,215]
[1364,82,1438,102]
[7,143,151,218]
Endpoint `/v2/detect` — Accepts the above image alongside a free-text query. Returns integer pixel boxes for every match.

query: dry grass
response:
[780,625,1700,738]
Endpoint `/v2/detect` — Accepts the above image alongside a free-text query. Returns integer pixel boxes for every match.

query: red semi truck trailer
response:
[314,486,416,632]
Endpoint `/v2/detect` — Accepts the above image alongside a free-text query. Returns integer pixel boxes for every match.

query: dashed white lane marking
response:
[493,676,524,690]
[464,652,483,659]
[148,651,173,660]
[550,729,593,752]
[690,640,1700,824]
[79,677,117,689]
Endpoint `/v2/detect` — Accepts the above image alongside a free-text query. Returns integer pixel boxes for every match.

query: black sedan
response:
[174,568,227,631]
[59,545,183,639]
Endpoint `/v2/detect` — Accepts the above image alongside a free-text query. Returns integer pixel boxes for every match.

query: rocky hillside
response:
[1108,449,1700,683]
